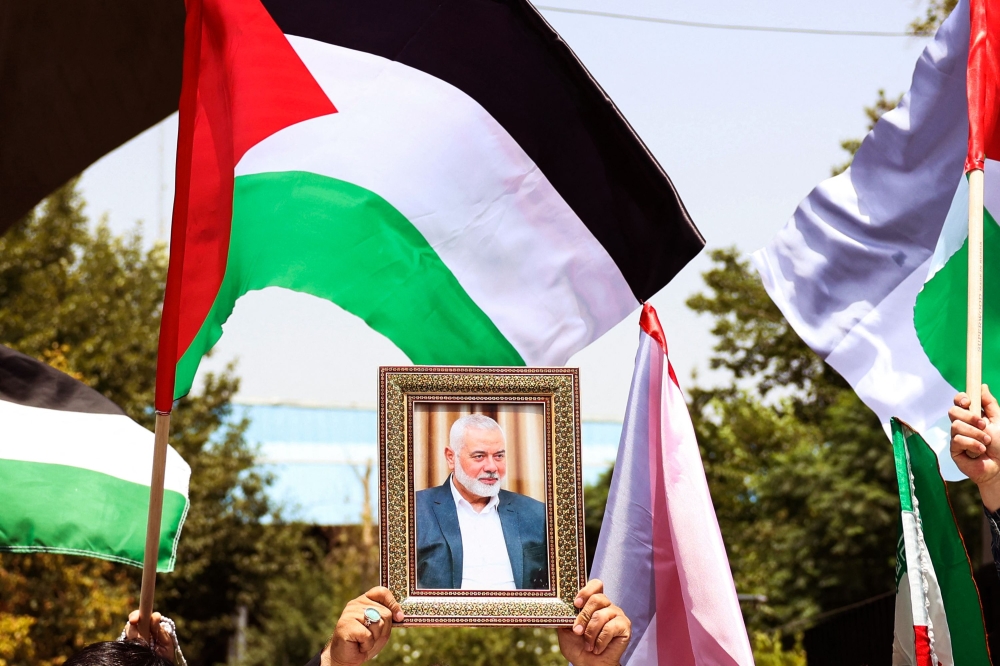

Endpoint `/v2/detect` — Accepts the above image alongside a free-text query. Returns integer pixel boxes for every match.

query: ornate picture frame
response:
[379,366,586,626]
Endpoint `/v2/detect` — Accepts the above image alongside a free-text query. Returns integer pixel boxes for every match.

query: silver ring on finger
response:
[363,607,381,628]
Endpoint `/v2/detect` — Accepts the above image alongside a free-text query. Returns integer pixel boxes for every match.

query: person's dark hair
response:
[64,640,172,666]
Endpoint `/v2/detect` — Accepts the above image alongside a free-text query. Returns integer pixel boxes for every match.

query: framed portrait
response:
[378,366,586,626]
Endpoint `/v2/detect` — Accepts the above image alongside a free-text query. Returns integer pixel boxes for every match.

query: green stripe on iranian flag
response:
[890,419,989,665]
[170,35,640,399]
[0,399,190,571]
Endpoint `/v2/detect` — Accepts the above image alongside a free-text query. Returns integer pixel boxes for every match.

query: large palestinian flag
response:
[890,419,989,665]
[154,0,703,411]
[0,345,190,572]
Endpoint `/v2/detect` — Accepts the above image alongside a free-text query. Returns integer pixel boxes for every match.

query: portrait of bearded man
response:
[414,413,549,590]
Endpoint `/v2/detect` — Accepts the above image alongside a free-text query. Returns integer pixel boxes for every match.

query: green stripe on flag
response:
[898,420,991,665]
[0,459,188,572]
[174,171,524,398]
[914,207,1000,391]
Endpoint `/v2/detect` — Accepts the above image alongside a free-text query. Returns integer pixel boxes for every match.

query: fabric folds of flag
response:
[591,304,752,666]
[154,0,704,412]
[752,0,1000,479]
[0,345,190,572]
[890,418,989,665]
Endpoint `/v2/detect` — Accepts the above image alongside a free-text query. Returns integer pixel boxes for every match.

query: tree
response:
[0,182,334,666]
[686,248,901,628]
[0,556,134,666]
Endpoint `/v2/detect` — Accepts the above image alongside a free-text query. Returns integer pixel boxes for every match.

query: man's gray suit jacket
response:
[415,478,549,590]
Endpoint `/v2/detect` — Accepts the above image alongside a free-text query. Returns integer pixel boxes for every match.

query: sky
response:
[76,0,933,419]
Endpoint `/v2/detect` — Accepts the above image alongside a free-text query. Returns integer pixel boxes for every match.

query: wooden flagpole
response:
[969,168,985,418]
[137,411,172,638]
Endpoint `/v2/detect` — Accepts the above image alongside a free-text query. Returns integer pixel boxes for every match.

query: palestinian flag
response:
[752,0,1000,479]
[0,344,190,571]
[890,418,989,665]
[154,0,703,412]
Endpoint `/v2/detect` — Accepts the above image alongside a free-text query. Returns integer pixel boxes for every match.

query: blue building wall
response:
[235,403,622,525]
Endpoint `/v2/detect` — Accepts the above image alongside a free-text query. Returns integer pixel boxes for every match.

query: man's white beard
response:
[454,462,503,498]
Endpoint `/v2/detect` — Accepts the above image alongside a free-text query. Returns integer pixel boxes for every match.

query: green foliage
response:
[0,554,134,666]
[243,525,380,666]
[0,181,165,422]
[750,632,806,666]
[584,465,612,573]
[686,248,902,627]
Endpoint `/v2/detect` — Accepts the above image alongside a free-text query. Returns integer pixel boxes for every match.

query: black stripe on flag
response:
[260,0,704,302]
[0,344,124,415]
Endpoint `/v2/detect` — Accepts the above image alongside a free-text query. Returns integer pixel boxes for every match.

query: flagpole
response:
[138,411,172,638]
[968,168,985,417]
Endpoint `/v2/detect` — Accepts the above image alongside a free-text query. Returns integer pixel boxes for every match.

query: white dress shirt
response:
[450,477,516,590]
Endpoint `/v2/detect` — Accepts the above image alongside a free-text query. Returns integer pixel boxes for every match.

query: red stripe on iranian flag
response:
[156,0,336,411]
[914,626,934,666]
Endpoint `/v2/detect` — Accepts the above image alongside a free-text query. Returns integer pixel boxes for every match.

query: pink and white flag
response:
[592,303,753,665]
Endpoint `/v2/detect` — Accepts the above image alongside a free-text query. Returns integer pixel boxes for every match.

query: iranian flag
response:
[890,418,989,665]
[154,0,704,411]
[753,0,1000,479]
[0,345,190,571]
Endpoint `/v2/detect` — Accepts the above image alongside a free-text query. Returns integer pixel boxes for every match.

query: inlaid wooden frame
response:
[379,366,586,626]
